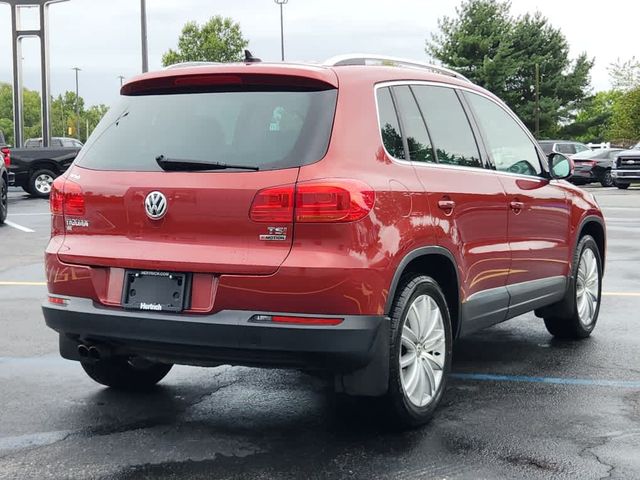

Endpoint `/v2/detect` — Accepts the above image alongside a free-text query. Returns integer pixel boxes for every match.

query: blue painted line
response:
[451,373,640,389]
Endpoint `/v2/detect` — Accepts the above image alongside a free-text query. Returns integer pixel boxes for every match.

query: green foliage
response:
[162,16,249,66]
[608,86,640,143]
[427,0,593,138]
[559,90,621,143]
[608,57,640,93]
[0,82,108,145]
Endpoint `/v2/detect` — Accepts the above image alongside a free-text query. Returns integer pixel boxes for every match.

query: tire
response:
[543,235,602,339]
[600,170,614,188]
[28,168,57,198]
[383,275,452,428]
[615,182,630,190]
[0,175,7,224]
[81,357,172,391]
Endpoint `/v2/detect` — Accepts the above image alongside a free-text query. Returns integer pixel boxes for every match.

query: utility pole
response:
[72,67,81,139]
[60,104,64,137]
[118,75,125,87]
[274,0,288,61]
[534,63,540,138]
[140,0,148,72]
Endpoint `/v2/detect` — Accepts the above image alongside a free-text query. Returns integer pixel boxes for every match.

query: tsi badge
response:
[260,226,287,241]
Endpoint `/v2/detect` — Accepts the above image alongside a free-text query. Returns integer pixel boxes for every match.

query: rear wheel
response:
[81,357,172,391]
[384,275,452,428]
[0,175,7,224]
[543,235,602,339]
[600,170,614,187]
[28,168,56,198]
[615,182,630,190]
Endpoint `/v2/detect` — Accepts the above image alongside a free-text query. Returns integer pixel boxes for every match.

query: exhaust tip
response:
[77,344,90,358]
[88,346,101,361]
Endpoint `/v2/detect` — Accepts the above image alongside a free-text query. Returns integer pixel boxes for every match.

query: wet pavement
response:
[1,186,639,479]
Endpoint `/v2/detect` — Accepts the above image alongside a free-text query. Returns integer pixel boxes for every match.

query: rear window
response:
[76,89,337,171]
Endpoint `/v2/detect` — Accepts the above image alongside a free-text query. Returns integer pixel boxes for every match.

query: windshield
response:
[75,89,337,171]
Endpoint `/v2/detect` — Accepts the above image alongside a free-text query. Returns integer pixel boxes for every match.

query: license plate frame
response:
[122,270,189,313]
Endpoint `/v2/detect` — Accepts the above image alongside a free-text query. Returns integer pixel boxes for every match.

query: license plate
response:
[122,271,189,312]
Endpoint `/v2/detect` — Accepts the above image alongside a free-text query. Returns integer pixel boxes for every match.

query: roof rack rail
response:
[323,54,471,83]
[164,61,222,70]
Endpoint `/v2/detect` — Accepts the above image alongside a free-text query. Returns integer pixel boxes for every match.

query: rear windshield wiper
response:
[156,155,259,172]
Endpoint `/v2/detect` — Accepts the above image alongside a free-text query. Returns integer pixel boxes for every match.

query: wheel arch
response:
[29,160,60,175]
[385,246,461,339]
[577,215,606,272]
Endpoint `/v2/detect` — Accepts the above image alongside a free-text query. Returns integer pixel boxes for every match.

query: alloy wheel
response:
[400,294,446,407]
[576,248,599,327]
[35,174,53,194]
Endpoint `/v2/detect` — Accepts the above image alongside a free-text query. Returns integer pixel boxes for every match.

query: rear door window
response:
[75,89,337,171]
[557,143,575,154]
[411,85,482,168]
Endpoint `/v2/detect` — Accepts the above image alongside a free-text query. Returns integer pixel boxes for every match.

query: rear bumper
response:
[43,296,389,374]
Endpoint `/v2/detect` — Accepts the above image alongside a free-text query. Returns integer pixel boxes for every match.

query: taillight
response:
[249,185,294,222]
[250,180,375,223]
[1,147,10,167]
[50,177,85,216]
[295,180,375,223]
[250,314,343,326]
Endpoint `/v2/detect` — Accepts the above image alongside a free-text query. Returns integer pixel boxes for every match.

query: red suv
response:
[43,55,605,427]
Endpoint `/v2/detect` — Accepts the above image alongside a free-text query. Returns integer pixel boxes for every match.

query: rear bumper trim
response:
[43,296,389,372]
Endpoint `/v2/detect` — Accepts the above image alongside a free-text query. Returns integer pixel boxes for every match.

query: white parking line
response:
[8,213,50,216]
[4,220,35,233]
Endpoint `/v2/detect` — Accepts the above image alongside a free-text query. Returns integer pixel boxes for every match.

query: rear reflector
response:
[250,314,343,326]
[48,296,68,306]
[250,179,375,223]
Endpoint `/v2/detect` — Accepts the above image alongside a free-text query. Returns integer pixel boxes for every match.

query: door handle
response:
[438,199,456,211]
[510,201,524,212]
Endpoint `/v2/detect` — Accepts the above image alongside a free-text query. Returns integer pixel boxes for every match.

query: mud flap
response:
[334,317,390,397]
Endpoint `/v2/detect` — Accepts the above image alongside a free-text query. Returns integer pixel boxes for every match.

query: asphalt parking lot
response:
[0,185,639,480]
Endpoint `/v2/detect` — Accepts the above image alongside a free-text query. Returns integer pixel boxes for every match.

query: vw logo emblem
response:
[144,191,168,220]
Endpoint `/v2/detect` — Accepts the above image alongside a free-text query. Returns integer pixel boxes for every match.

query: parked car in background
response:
[538,140,591,156]
[570,148,624,187]
[43,55,606,428]
[0,143,8,224]
[24,137,83,148]
[612,142,640,189]
[0,138,82,198]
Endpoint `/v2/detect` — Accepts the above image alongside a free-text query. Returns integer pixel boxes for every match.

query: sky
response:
[0,0,637,107]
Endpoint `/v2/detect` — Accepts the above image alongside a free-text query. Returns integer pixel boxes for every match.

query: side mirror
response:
[548,153,573,180]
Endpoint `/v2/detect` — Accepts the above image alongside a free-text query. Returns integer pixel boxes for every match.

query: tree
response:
[427,0,593,137]
[608,86,640,144]
[608,57,640,93]
[0,83,108,144]
[559,90,621,142]
[162,16,248,67]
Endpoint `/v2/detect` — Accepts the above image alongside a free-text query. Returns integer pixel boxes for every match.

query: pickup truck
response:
[0,135,82,198]
[612,142,640,189]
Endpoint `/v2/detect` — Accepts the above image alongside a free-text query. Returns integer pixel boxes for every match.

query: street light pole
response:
[72,67,80,139]
[274,0,288,61]
[140,0,148,72]
[118,75,125,87]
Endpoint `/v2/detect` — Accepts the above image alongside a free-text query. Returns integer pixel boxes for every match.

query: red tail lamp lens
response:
[295,180,375,223]
[49,177,85,216]
[48,296,68,306]
[250,185,294,222]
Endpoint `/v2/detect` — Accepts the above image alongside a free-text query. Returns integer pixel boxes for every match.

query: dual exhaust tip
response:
[77,344,108,361]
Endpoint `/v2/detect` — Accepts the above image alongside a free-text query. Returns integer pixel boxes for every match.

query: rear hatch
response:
[55,67,338,276]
